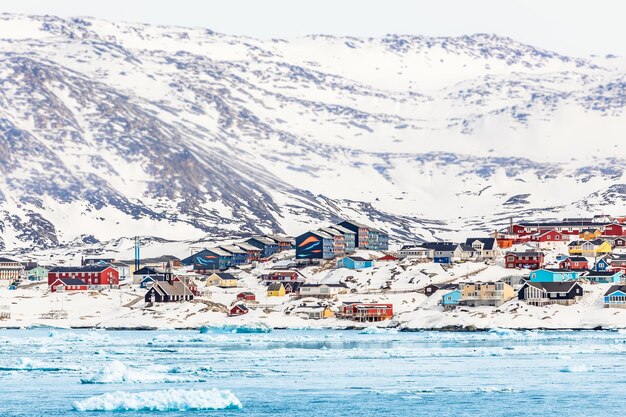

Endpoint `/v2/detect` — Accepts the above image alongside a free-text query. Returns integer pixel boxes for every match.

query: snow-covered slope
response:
[1,13,626,251]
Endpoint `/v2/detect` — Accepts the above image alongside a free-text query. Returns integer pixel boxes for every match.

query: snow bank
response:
[199,323,272,334]
[72,388,242,411]
[358,327,398,334]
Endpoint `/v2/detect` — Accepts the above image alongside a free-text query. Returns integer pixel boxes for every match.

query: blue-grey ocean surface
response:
[0,327,624,416]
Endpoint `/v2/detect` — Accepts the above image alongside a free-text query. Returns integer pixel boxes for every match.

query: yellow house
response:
[205,272,238,288]
[569,239,611,257]
[267,282,285,297]
[459,281,515,307]
[579,229,602,241]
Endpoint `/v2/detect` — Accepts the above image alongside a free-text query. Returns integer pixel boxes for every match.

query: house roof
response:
[231,304,249,312]
[347,256,370,262]
[49,265,114,273]
[465,238,496,250]
[247,236,277,246]
[319,227,343,237]
[524,281,580,293]
[581,270,621,277]
[339,219,370,229]
[329,225,354,235]
[604,285,626,297]
[266,235,293,243]
[133,266,164,275]
[565,256,588,262]
[0,257,20,263]
[211,272,237,280]
[235,242,262,251]
[506,251,544,257]
[238,292,255,296]
[300,282,348,288]
[543,268,578,273]
[152,280,191,296]
[218,245,247,254]
[419,242,461,252]
[53,278,88,286]
[267,283,284,291]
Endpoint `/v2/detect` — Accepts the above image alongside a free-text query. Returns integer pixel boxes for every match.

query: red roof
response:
[378,254,398,261]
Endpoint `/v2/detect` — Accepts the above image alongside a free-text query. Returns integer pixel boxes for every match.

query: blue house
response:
[604,285,626,308]
[441,289,461,309]
[246,236,279,259]
[181,248,233,271]
[341,256,374,269]
[296,230,334,260]
[529,268,580,283]
[583,269,623,284]
[592,258,610,272]
[219,245,249,265]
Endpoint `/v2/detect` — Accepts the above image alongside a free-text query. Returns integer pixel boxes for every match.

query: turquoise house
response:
[341,256,374,269]
[584,270,623,284]
[441,290,461,308]
[604,285,626,308]
[529,269,580,283]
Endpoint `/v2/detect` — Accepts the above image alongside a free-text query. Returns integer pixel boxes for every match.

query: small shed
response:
[229,304,249,316]
[237,292,256,301]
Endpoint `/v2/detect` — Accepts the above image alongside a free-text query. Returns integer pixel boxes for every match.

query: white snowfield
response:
[2,247,625,331]
[1,14,626,250]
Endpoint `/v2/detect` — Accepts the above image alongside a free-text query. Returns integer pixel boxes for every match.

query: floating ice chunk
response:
[199,323,271,334]
[72,388,242,411]
[560,365,592,373]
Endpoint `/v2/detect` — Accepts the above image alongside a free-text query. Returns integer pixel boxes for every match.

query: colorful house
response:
[48,265,119,289]
[236,292,256,302]
[145,280,194,303]
[133,266,164,285]
[368,228,390,251]
[518,281,583,306]
[328,225,357,254]
[459,281,515,307]
[441,289,461,309]
[581,270,623,284]
[603,223,626,236]
[49,278,89,293]
[24,265,48,281]
[234,242,262,262]
[0,257,23,283]
[559,256,589,270]
[424,283,458,297]
[229,304,249,316]
[580,228,602,240]
[604,285,626,308]
[206,272,239,288]
[295,230,335,260]
[504,251,545,270]
[464,238,498,259]
[246,236,280,259]
[267,282,286,297]
[339,302,393,322]
[219,245,249,265]
[319,227,346,256]
[529,229,567,249]
[263,270,306,283]
[528,269,580,283]
[593,257,611,271]
[181,248,233,272]
[266,235,294,252]
[340,256,374,269]
[338,220,370,249]
[568,239,611,257]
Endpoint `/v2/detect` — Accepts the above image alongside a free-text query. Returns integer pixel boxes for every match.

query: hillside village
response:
[2,215,626,330]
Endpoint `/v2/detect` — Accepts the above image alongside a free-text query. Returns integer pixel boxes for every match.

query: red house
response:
[612,237,626,247]
[559,256,589,270]
[236,292,256,301]
[505,251,545,270]
[48,265,120,289]
[229,304,249,316]
[264,270,305,282]
[529,229,566,247]
[604,223,626,236]
[340,302,393,322]
[49,278,88,293]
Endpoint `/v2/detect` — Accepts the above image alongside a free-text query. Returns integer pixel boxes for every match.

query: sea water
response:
[0,327,625,416]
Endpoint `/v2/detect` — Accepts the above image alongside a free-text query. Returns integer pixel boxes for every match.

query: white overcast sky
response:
[2,0,625,57]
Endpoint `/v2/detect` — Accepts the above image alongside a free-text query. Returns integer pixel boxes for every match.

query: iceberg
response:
[199,323,271,334]
[72,388,242,411]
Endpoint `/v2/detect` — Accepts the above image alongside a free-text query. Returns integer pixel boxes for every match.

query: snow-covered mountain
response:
[1,13,625,251]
